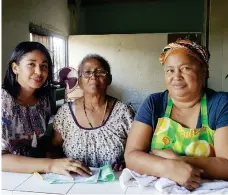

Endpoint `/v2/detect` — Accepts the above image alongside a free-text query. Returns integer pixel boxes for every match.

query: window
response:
[29,23,67,74]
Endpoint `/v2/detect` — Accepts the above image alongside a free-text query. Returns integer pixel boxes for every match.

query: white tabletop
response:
[2,172,32,191]
[1,171,127,195]
[125,186,160,194]
[68,172,125,194]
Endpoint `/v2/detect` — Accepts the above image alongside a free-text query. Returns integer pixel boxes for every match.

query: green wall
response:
[78,0,205,34]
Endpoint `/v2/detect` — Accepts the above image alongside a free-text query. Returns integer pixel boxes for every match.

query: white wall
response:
[68,34,167,109]
[2,0,70,78]
[209,0,228,91]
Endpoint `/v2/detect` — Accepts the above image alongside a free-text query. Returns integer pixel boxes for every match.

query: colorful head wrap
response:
[159,39,210,78]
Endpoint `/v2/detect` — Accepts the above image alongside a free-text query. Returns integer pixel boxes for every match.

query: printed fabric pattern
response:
[53,100,134,167]
[151,94,215,157]
[1,89,51,156]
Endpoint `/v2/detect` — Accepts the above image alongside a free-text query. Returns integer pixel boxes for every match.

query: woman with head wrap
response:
[125,40,228,190]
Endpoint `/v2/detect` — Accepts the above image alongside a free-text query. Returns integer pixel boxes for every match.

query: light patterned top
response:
[1,89,51,156]
[53,99,134,167]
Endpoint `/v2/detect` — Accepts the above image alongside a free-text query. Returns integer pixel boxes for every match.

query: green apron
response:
[151,94,215,157]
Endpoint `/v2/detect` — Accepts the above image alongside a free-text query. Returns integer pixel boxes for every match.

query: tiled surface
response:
[2,172,32,191]
[68,181,126,194]
[3,171,228,195]
[13,192,59,195]
[14,174,74,195]
[125,186,160,194]
[68,171,125,194]
[1,190,13,194]
[2,171,126,194]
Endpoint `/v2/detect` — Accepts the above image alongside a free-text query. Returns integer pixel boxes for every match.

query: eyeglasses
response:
[80,70,109,78]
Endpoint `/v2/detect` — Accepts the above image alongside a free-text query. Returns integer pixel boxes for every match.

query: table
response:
[3,171,228,195]
[1,171,130,194]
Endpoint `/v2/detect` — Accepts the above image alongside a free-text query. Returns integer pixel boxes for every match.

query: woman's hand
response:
[49,158,92,179]
[151,149,203,190]
[151,149,180,160]
[112,161,125,172]
[168,160,203,190]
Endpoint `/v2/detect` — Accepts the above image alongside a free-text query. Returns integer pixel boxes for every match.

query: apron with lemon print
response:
[151,94,215,157]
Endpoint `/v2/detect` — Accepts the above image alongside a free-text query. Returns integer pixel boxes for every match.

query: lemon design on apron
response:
[151,93,215,157]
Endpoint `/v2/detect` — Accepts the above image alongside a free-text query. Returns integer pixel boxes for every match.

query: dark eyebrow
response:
[165,62,193,68]
[27,59,48,63]
[83,68,105,71]
[181,64,191,67]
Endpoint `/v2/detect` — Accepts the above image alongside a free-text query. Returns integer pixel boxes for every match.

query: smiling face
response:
[12,50,49,91]
[164,50,206,101]
[79,58,110,95]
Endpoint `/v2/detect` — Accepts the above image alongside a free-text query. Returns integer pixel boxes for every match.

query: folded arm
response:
[152,126,228,180]
[124,121,203,190]
[124,121,173,177]
[181,126,228,180]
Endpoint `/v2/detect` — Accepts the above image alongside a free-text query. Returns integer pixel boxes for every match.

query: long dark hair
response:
[3,41,53,99]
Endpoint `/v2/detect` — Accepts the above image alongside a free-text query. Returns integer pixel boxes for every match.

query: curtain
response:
[30,33,67,74]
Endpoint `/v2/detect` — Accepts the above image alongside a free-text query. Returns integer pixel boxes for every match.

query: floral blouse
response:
[1,89,51,156]
[53,98,135,167]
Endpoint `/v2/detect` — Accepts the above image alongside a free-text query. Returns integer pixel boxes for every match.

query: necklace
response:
[83,97,108,128]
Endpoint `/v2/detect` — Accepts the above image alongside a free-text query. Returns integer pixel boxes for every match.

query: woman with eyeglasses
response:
[52,54,135,171]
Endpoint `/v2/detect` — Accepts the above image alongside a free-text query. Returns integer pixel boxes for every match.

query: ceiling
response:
[79,0,159,6]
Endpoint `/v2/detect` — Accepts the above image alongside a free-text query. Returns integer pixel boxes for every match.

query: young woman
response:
[2,42,91,177]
